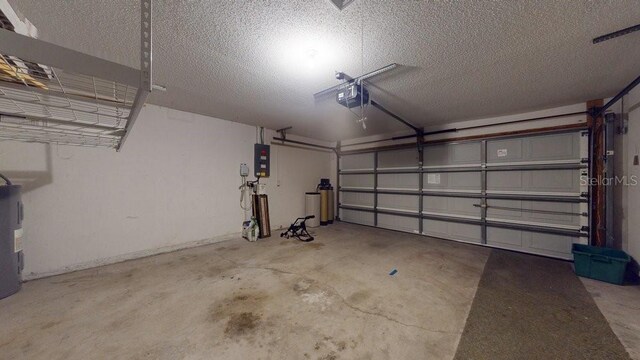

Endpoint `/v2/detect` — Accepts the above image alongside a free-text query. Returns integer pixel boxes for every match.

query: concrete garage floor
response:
[0,223,490,359]
[583,278,640,360]
[0,222,638,359]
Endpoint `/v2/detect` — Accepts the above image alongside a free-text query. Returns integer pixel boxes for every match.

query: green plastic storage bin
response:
[572,244,630,285]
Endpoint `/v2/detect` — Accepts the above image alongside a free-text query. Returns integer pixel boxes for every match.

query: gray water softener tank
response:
[0,176,24,299]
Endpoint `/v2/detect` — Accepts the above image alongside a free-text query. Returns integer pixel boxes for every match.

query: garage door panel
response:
[341,174,374,188]
[528,133,579,161]
[423,196,447,213]
[340,153,374,170]
[487,132,580,164]
[379,173,418,190]
[423,172,481,191]
[487,200,581,226]
[527,203,579,224]
[526,202,580,225]
[529,170,578,191]
[486,228,524,247]
[487,227,575,258]
[423,218,448,236]
[423,145,448,167]
[449,172,481,189]
[340,209,374,226]
[452,142,483,164]
[487,171,522,190]
[422,219,482,243]
[378,149,418,169]
[486,199,523,218]
[424,142,482,167]
[378,214,418,233]
[487,169,579,193]
[423,196,480,217]
[451,223,483,243]
[529,232,574,256]
[378,194,418,212]
[338,130,587,260]
[341,192,374,208]
[487,138,523,163]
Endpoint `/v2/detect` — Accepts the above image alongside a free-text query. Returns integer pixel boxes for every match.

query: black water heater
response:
[0,177,23,299]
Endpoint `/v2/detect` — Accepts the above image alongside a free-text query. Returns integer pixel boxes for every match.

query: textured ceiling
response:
[8,0,640,141]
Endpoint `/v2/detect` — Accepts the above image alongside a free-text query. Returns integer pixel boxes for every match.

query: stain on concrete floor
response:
[4,223,634,359]
[0,224,488,359]
[0,223,490,359]
[224,312,262,337]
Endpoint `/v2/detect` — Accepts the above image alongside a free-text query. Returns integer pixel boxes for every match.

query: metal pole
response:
[272,137,337,152]
[373,151,378,227]
[392,128,457,141]
[587,127,594,245]
[418,143,424,235]
[593,23,640,44]
[313,63,397,99]
[343,111,587,149]
[481,140,488,244]
[594,74,640,119]
[370,100,422,134]
[336,141,341,221]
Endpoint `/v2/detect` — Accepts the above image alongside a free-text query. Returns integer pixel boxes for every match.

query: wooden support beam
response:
[588,99,605,247]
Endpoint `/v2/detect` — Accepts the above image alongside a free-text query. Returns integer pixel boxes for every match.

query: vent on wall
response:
[329,0,356,11]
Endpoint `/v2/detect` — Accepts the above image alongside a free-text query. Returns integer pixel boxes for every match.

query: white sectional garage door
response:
[339,130,589,259]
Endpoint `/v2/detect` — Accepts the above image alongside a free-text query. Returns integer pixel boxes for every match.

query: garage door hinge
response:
[581,226,590,232]
[580,192,589,198]
[581,158,589,163]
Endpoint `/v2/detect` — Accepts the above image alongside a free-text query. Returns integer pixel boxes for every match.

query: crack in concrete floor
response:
[0,223,490,359]
[212,251,461,335]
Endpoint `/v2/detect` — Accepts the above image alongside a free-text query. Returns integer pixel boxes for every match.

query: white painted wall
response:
[264,142,334,230]
[613,87,640,273]
[0,105,332,278]
[6,98,633,278]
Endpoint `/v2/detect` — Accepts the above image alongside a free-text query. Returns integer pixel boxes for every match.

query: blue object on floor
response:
[572,244,630,285]
[389,268,398,276]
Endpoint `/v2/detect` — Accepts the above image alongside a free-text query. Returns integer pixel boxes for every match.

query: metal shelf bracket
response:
[0,0,153,150]
[116,0,153,151]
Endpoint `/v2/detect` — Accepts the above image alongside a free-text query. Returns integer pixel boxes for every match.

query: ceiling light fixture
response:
[304,48,319,68]
[277,34,334,75]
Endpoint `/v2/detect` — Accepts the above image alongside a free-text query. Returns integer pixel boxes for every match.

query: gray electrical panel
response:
[254,144,270,178]
[0,183,23,299]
